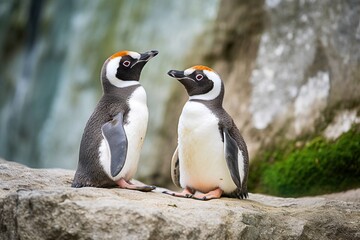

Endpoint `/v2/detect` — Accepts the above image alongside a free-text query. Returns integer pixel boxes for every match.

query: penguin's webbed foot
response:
[192,188,223,201]
[128,184,156,192]
[116,178,156,192]
[162,187,194,198]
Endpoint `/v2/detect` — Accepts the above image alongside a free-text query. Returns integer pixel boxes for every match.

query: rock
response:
[322,189,360,203]
[1,159,359,240]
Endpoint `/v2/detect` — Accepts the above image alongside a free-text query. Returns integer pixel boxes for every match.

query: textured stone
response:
[1,159,359,240]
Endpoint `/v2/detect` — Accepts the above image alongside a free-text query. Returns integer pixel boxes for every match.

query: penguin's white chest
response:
[99,86,148,181]
[178,101,236,193]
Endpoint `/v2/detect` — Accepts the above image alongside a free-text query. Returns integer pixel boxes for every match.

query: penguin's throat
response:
[109,79,140,88]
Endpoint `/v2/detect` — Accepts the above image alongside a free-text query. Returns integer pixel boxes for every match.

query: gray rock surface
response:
[1,159,359,240]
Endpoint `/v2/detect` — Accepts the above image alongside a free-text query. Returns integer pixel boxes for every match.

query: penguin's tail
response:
[225,188,249,199]
[236,189,249,199]
[71,181,84,188]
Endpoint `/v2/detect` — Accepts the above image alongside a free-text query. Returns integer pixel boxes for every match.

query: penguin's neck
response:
[108,79,140,88]
[103,81,140,96]
[189,92,224,108]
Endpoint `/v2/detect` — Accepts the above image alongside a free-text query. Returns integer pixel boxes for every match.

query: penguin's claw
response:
[191,195,213,201]
[162,190,193,198]
[129,185,156,192]
[162,187,194,198]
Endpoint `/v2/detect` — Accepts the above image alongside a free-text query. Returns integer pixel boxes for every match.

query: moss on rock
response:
[249,124,360,197]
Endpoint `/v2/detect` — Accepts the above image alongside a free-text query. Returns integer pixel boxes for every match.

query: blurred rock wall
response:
[0,0,218,176]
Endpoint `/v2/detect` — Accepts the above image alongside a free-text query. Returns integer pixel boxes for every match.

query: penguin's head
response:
[102,50,158,88]
[167,65,223,101]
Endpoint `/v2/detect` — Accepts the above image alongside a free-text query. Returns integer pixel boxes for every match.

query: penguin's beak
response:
[140,50,159,62]
[131,50,158,68]
[167,70,186,79]
[168,69,197,95]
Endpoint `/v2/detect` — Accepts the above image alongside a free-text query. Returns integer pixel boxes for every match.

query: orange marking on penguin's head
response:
[109,51,129,59]
[192,65,214,72]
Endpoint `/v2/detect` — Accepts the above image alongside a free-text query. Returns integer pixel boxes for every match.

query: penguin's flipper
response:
[223,128,242,188]
[170,146,181,188]
[101,112,128,177]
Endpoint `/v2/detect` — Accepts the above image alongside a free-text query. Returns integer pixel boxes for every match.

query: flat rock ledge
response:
[0,159,359,240]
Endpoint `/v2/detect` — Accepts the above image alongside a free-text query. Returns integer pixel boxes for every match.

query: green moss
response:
[249,125,360,197]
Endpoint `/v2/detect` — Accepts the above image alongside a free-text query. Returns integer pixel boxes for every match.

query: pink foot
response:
[163,187,194,198]
[116,178,155,192]
[192,188,223,201]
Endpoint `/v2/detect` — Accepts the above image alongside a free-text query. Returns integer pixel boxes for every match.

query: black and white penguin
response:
[165,65,249,200]
[72,50,158,191]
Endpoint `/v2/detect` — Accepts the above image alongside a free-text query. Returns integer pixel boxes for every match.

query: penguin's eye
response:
[195,74,203,81]
[123,60,131,67]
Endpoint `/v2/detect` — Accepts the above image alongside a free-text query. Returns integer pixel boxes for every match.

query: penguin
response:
[164,65,249,200]
[72,50,158,191]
